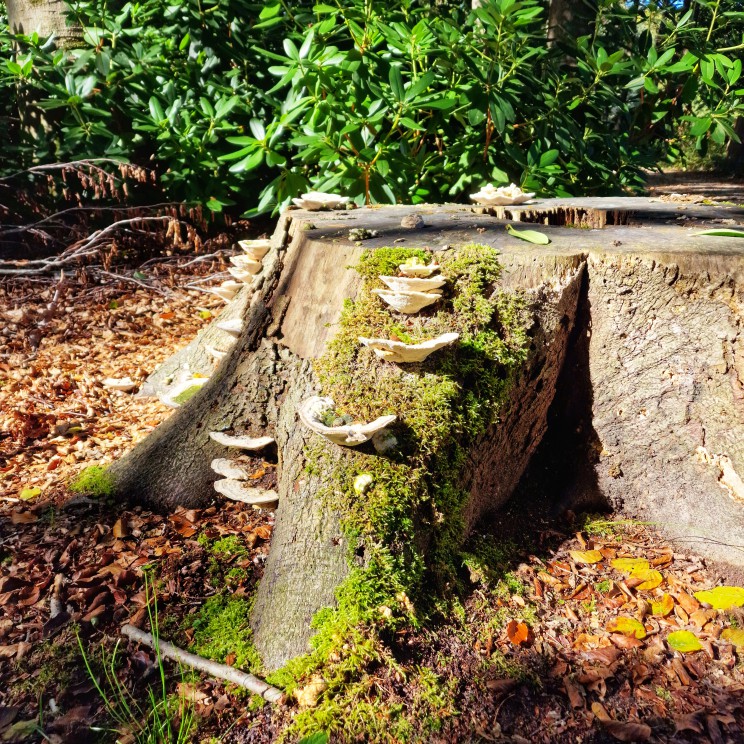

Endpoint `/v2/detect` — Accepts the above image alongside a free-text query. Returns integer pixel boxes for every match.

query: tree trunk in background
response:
[726,119,744,172]
[547,0,598,46]
[6,0,79,46]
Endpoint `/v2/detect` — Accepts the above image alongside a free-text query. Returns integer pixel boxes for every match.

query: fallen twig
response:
[121,624,284,704]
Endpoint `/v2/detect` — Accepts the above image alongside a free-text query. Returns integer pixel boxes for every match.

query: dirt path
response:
[645,170,744,204]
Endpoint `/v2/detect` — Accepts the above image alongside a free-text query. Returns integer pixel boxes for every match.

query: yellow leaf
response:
[19,487,41,501]
[630,568,663,591]
[607,616,647,639]
[667,630,702,653]
[199,310,212,320]
[611,558,649,574]
[693,586,744,610]
[570,550,603,565]
[651,594,674,617]
[721,628,744,648]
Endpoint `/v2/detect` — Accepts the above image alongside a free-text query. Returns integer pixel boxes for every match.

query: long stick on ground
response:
[121,624,284,704]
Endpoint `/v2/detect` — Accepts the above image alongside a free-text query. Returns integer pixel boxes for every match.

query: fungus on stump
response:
[109,199,744,670]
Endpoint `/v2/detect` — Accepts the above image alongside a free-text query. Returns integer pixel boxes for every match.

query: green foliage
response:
[186,594,262,672]
[78,574,196,743]
[2,1,743,216]
[68,465,115,497]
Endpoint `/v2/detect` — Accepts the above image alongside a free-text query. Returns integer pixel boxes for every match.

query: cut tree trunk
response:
[110,198,744,669]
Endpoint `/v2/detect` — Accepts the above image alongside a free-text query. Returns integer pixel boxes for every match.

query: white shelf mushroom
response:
[102,377,137,392]
[208,280,242,302]
[298,396,396,447]
[216,318,242,337]
[470,183,535,207]
[229,255,263,274]
[213,479,278,505]
[209,432,275,450]
[291,191,350,211]
[211,458,251,480]
[398,258,440,278]
[205,345,229,361]
[238,239,271,260]
[359,332,460,363]
[379,275,446,293]
[228,266,257,284]
[159,376,210,408]
[373,288,442,314]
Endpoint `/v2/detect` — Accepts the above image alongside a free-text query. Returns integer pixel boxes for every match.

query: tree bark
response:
[547,0,598,47]
[111,198,744,668]
[5,0,79,46]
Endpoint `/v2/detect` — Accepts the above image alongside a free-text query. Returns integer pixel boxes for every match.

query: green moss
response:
[271,245,532,739]
[171,384,203,405]
[186,595,262,673]
[68,465,115,497]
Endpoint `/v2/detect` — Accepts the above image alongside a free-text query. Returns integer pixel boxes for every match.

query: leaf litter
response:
[1,258,744,743]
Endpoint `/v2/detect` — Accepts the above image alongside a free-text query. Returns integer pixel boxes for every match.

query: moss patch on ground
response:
[186,594,262,673]
[270,245,532,738]
[68,465,115,497]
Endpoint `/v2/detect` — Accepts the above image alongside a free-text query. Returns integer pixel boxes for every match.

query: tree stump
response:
[110,197,744,668]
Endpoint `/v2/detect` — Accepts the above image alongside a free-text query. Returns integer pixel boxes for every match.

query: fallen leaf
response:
[10,511,37,525]
[667,630,703,653]
[254,525,272,540]
[601,720,652,742]
[112,518,128,539]
[611,558,649,574]
[570,550,603,565]
[676,590,700,614]
[19,487,41,501]
[506,620,532,646]
[591,702,611,722]
[674,713,703,734]
[693,586,744,610]
[651,594,674,617]
[630,568,663,591]
[607,617,646,639]
[563,678,584,708]
[721,628,744,648]
[505,224,551,245]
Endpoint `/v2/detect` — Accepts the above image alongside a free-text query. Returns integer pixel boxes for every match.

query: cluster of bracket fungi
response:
[298,252,460,451]
[209,432,278,506]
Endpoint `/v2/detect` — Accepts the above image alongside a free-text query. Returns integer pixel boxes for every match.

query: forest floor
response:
[1,188,744,744]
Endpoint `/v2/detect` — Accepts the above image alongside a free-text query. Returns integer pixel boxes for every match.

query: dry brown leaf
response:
[506,620,532,647]
[601,720,652,742]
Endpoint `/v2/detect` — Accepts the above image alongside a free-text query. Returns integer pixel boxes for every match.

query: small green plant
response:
[596,580,612,594]
[79,573,196,743]
[69,465,115,497]
[655,685,673,704]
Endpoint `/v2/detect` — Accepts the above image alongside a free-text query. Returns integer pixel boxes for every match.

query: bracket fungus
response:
[213,479,278,505]
[398,258,440,277]
[210,458,251,480]
[205,345,229,361]
[229,255,263,274]
[209,432,275,450]
[238,239,271,260]
[378,275,446,294]
[358,332,459,363]
[291,191,350,211]
[208,280,242,302]
[102,377,138,392]
[373,288,442,314]
[298,396,396,447]
[159,376,210,408]
[215,319,243,338]
[470,183,535,207]
[228,266,258,284]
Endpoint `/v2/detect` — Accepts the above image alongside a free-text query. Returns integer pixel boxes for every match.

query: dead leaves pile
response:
[478,524,744,742]
[0,266,225,507]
